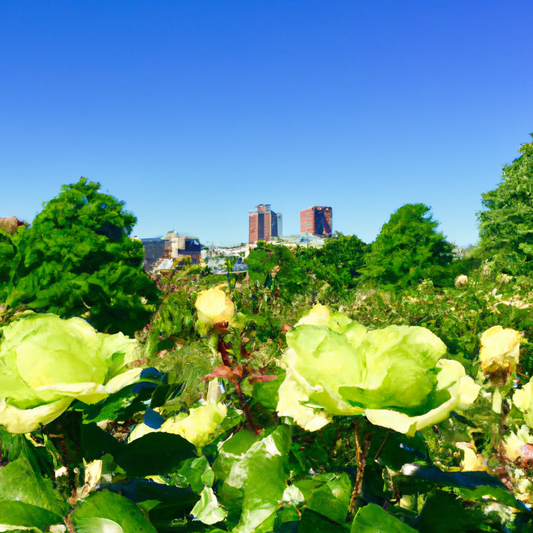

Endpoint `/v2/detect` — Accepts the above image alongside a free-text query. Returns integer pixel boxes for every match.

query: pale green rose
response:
[129,403,227,448]
[478,325,521,383]
[195,287,235,334]
[504,424,533,461]
[513,380,533,428]
[161,402,227,448]
[276,304,480,436]
[129,381,228,448]
[0,313,142,433]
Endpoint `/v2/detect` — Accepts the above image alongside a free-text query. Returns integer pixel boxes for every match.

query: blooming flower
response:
[195,287,235,335]
[478,326,521,385]
[0,313,142,433]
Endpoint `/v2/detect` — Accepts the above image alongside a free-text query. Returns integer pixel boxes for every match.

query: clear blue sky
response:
[1,1,532,247]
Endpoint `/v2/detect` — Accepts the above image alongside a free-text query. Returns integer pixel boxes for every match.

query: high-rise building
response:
[300,206,332,237]
[249,204,280,243]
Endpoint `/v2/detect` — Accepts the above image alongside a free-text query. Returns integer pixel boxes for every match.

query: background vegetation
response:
[1,135,533,531]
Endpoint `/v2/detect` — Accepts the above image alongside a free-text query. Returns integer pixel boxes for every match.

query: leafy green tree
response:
[4,178,159,335]
[361,203,453,288]
[478,135,533,274]
[300,232,367,291]
[0,231,17,304]
[246,242,310,299]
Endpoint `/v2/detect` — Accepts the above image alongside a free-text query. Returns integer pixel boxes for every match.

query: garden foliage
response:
[1,178,159,335]
[479,135,533,274]
[2,138,533,531]
[360,203,454,288]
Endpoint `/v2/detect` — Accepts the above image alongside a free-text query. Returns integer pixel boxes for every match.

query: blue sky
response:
[1,1,532,247]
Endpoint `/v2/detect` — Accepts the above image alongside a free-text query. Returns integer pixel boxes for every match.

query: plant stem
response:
[349,421,372,515]
[232,378,260,434]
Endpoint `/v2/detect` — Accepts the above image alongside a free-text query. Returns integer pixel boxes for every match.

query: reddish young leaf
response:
[204,365,234,381]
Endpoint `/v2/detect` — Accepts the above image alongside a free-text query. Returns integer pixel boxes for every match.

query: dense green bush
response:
[2,178,160,335]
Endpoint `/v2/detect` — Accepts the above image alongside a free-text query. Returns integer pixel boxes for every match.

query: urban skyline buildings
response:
[300,206,333,237]
[248,204,332,244]
[248,204,282,244]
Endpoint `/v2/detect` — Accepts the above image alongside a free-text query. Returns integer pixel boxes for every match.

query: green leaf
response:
[213,426,291,533]
[75,517,125,532]
[351,503,417,532]
[77,381,154,423]
[80,421,124,461]
[294,473,352,524]
[400,464,525,509]
[191,487,227,525]
[253,371,284,411]
[0,455,66,516]
[72,490,157,533]
[298,509,347,532]
[417,490,485,533]
[0,501,63,530]
[178,456,215,494]
[114,432,196,477]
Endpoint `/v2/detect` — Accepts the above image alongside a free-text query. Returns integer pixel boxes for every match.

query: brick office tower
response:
[300,206,333,237]
[249,204,280,243]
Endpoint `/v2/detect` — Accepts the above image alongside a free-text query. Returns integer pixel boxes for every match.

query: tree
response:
[298,232,367,291]
[0,218,23,303]
[478,135,533,274]
[5,178,160,335]
[360,203,453,288]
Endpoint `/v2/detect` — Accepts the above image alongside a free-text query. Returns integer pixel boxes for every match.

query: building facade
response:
[300,206,332,237]
[141,231,202,269]
[249,204,281,243]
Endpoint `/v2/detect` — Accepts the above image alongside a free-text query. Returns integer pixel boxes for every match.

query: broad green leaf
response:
[80,422,123,461]
[72,490,157,533]
[253,372,284,411]
[191,487,227,525]
[76,381,154,424]
[298,509,346,532]
[417,490,485,533]
[75,517,124,533]
[351,503,417,532]
[0,501,63,530]
[113,432,196,477]
[294,473,352,524]
[213,426,291,533]
[0,455,65,516]
[400,463,524,509]
[178,456,215,494]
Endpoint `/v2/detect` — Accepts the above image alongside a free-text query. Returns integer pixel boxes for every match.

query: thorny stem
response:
[217,337,232,367]
[349,422,372,515]
[232,377,260,434]
[216,335,260,434]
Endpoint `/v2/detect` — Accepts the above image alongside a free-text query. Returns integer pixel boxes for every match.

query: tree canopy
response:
[360,203,453,288]
[3,178,159,335]
[478,134,533,274]
[298,232,367,291]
